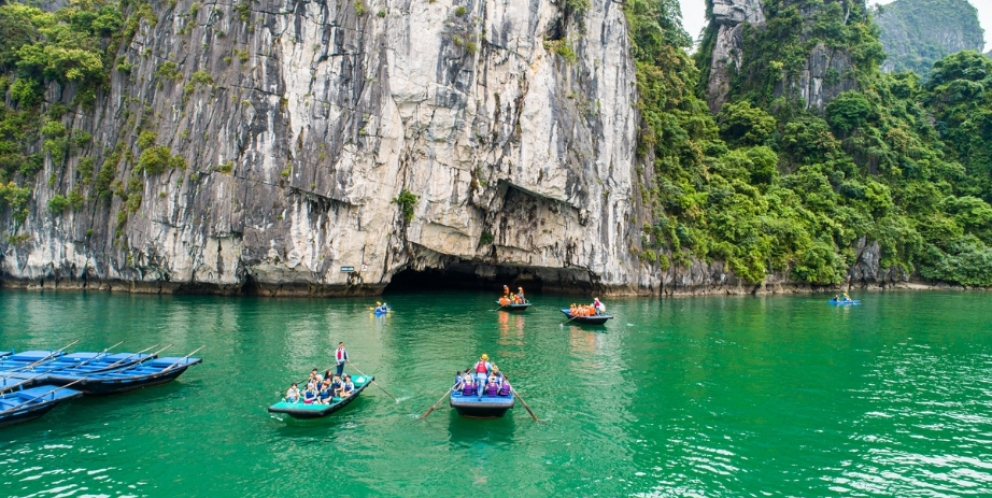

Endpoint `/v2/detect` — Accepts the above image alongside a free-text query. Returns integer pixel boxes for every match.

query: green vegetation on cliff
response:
[631,0,992,286]
[875,0,985,77]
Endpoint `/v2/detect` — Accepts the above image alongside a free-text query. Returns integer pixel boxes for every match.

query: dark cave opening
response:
[383,262,594,296]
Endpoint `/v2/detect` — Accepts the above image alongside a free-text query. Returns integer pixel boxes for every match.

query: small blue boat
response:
[495,300,531,311]
[373,308,390,316]
[450,388,514,418]
[0,350,67,372]
[828,299,860,305]
[560,309,613,325]
[44,356,202,396]
[0,385,83,427]
[268,375,373,418]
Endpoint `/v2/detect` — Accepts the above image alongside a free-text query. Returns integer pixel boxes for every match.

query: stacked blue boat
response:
[0,345,202,428]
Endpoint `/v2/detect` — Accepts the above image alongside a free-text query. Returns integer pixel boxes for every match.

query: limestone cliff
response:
[876,0,985,77]
[702,0,873,113]
[704,0,765,113]
[0,0,641,295]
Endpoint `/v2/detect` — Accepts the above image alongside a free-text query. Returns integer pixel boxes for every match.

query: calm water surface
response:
[1,290,991,497]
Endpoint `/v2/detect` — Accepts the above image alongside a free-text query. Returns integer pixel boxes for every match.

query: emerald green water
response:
[1,290,991,497]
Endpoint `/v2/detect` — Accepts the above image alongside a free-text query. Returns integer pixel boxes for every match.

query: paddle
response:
[419,386,452,420]
[0,340,126,394]
[3,339,80,373]
[560,314,582,327]
[346,360,398,402]
[0,377,87,415]
[158,345,205,374]
[512,387,542,423]
[99,343,166,371]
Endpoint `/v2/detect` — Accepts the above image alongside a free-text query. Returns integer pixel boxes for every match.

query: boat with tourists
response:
[449,387,515,418]
[560,308,613,325]
[829,299,860,305]
[829,294,860,306]
[0,385,83,427]
[495,300,531,311]
[43,353,202,396]
[444,354,516,418]
[496,285,530,311]
[268,374,373,419]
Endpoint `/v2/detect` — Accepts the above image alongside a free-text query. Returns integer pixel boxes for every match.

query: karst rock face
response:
[0,0,645,295]
[705,0,865,113]
[706,0,766,113]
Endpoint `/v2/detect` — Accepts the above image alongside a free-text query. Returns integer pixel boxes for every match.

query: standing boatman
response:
[473,354,492,399]
[335,342,349,377]
[593,297,606,315]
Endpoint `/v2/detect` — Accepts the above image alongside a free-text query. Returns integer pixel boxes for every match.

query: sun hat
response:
[481,353,489,360]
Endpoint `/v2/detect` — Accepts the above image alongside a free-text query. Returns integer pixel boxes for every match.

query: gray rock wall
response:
[706,0,765,113]
[0,0,644,295]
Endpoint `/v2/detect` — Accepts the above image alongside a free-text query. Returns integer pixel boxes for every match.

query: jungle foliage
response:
[630,0,992,286]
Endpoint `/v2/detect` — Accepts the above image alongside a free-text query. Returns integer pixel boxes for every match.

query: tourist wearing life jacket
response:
[340,375,355,398]
[485,378,499,397]
[499,296,510,306]
[462,378,476,397]
[503,285,510,297]
[335,342,348,377]
[317,380,334,404]
[498,379,512,397]
[303,385,317,404]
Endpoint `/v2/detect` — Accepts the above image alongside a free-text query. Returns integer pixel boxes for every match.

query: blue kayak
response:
[0,385,83,427]
[828,299,860,305]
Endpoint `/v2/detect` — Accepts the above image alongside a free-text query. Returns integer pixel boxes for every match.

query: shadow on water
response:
[445,409,516,448]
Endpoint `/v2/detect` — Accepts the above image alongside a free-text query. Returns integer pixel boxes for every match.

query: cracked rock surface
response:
[0,0,643,295]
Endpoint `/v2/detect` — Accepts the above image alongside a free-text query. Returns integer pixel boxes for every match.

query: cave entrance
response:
[383,262,594,295]
[383,263,544,294]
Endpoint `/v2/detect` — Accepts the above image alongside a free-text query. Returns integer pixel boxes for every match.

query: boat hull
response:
[560,309,613,325]
[268,375,373,419]
[828,300,860,305]
[43,357,202,396]
[449,393,515,418]
[495,301,530,312]
[0,385,83,428]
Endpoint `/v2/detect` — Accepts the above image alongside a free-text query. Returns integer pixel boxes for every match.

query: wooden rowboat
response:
[43,356,202,396]
[268,375,373,419]
[0,385,82,428]
[449,388,514,418]
[560,309,613,325]
[495,300,531,311]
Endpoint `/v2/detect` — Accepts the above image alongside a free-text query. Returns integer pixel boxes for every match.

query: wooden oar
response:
[419,386,453,420]
[347,360,398,402]
[560,313,582,327]
[0,340,126,394]
[3,339,80,373]
[0,377,87,415]
[98,343,164,371]
[512,387,542,423]
[158,345,205,374]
